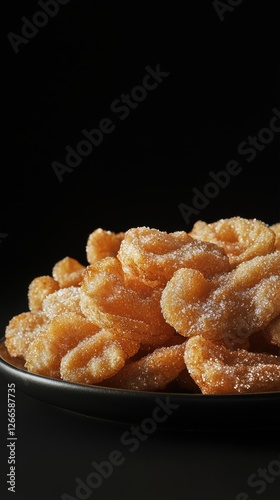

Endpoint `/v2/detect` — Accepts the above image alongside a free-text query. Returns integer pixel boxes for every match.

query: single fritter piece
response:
[28,275,59,311]
[60,330,140,384]
[184,335,280,394]
[52,256,86,288]
[189,216,276,267]
[161,251,280,341]
[86,228,124,264]
[102,341,187,391]
[25,312,100,378]
[5,311,48,359]
[117,226,230,288]
[80,256,175,343]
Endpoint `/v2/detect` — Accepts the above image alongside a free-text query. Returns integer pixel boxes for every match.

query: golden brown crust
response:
[118,226,230,288]
[25,313,100,378]
[5,311,48,359]
[28,275,59,311]
[80,256,175,342]
[60,331,140,384]
[86,228,124,264]
[184,335,280,394]
[4,217,280,394]
[102,341,187,391]
[161,251,280,341]
[52,256,85,288]
[189,216,276,267]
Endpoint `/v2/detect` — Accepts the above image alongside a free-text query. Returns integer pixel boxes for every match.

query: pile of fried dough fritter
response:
[4,217,280,394]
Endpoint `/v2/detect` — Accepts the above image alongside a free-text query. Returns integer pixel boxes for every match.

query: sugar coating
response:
[189,216,276,267]
[28,275,59,311]
[52,256,85,288]
[184,336,280,394]
[80,256,175,342]
[60,330,140,384]
[4,311,48,359]
[25,313,99,378]
[42,286,83,319]
[118,226,230,288]
[86,228,125,264]
[4,217,280,394]
[103,342,187,391]
[161,251,280,340]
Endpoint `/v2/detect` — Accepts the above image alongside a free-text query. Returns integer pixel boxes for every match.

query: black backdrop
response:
[1,0,280,326]
[1,2,280,499]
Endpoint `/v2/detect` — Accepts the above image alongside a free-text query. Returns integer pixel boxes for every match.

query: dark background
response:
[1,0,279,326]
[1,1,280,499]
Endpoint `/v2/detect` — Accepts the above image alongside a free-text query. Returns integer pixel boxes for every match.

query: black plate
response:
[1,338,280,430]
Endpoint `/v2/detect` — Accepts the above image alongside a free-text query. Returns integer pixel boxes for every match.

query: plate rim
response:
[2,337,280,430]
